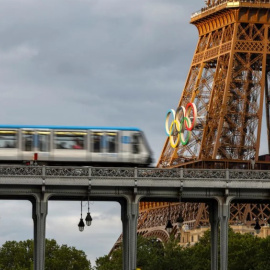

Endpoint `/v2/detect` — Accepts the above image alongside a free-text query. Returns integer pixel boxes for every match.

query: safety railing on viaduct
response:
[1,165,270,179]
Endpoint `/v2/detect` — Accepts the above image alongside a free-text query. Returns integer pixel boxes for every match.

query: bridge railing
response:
[0,165,269,180]
[191,0,270,19]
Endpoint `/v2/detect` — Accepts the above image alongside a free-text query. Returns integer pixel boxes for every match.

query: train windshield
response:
[55,132,86,149]
[0,130,17,148]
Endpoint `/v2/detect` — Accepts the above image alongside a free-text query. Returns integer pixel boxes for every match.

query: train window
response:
[107,132,118,153]
[55,132,86,150]
[38,132,50,152]
[92,132,102,152]
[0,131,17,148]
[132,134,140,154]
[23,131,34,151]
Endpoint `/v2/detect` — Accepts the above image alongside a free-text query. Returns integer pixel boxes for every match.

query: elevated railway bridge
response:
[0,165,270,270]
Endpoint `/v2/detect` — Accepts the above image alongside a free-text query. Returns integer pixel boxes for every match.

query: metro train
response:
[0,125,153,166]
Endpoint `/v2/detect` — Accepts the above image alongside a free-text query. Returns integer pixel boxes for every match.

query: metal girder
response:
[158,1,270,168]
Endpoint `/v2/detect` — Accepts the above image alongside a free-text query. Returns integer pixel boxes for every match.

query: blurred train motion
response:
[0,125,153,166]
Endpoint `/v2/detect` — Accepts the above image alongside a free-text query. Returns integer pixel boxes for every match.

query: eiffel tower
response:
[136,0,270,243]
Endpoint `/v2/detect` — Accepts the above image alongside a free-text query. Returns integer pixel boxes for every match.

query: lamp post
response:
[254,204,262,234]
[85,194,92,226]
[176,192,184,229]
[78,201,85,232]
[254,218,261,234]
[176,214,184,229]
[165,203,173,234]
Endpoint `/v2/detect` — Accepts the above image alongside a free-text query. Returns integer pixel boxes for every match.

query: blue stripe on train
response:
[0,125,141,131]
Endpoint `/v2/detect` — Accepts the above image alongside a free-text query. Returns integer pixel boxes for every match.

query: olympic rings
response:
[165,103,197,148]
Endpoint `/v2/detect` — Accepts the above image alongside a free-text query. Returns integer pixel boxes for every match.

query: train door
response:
[91,131,104,163]
[22,130,34,161]
[36,130,51,161]
[90,131,118,164]
[119,131,131,164]
[106,132,118,153]
[131,133,141,164]
[104,131,118,163]
[22,130,51,162]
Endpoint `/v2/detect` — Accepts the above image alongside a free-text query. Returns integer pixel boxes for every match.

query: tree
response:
[161,235,182,270]
[136,236,165,270]
[95,247,122,270]
[0,239,33,270]
[228,230,262,270]
[95,235,182,270]
[95,228,270,270]
[0,239,92,270]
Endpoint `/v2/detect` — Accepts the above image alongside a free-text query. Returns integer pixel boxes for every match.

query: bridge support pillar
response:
[209,201,219,270]
[216,195,233,270]
[121,198,139,270]
[32,195,48,270]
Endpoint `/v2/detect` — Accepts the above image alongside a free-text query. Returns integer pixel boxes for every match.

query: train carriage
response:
[0,125,153,166]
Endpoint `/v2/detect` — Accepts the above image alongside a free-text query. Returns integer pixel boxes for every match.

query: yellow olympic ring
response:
[169,119,180,148]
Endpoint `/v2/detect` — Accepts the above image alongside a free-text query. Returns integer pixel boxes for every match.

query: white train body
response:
[0,125,153,166]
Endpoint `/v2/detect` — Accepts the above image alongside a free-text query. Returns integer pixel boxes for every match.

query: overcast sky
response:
[0,0,268,267]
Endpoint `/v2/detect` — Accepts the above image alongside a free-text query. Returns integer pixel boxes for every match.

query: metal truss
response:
[158,0,270,168]
[152,1,270,239]
[135,201,270,245]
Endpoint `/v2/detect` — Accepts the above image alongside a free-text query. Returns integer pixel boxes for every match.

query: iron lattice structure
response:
[158,0,270,168]
[136,202,270,242]
[136,0,270,243]
[111,201,270,249]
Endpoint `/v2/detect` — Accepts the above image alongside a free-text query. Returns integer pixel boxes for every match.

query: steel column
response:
[121,202,129,270]
[121,198,139,270]
[209,201,219,270]
[32,196,48,270]
[129,202,139,270]
[217,196,233,270]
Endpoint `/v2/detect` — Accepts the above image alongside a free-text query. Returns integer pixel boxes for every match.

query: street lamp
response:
[165,219,173,234]
[78,201,85,232]
[176,214,184,229]
[165,203,173,234]
[85,195,92,226]
[254,218,261,234]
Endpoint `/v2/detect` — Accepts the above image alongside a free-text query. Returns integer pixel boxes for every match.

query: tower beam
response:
[158,0,270,168]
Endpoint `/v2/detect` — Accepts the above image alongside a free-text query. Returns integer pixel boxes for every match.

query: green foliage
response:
[178,230,211,270]
[95,235,182,270]
[137,236,165,270]
[0,239,92,270]
[95,247,122,270]
[161,235,182,270]
[0,239,33,270]
[96,228,270,270]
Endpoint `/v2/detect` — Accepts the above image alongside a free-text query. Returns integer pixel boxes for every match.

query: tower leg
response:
[32,196,48,270]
